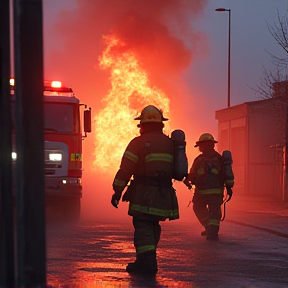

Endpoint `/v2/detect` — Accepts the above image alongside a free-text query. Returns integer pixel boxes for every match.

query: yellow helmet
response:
[194,133,218,147]
[134,105,168,123]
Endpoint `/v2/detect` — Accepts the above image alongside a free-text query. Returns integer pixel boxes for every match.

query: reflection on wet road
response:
[46,218,288,288]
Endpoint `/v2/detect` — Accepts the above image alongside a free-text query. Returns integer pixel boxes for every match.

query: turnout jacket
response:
[187,150,226,195]
[113,130,179,221]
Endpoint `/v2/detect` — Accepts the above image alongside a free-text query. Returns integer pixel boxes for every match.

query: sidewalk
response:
[222,193,288,239]
[226,193,288,217]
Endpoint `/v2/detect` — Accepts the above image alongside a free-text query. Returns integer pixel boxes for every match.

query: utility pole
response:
[215,8,232,108]
[14,0,46,286]
[0,0,15,286]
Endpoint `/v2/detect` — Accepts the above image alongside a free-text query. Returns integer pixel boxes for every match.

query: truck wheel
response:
[63,198,81,222]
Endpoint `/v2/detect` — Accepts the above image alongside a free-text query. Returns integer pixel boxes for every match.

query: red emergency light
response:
[51,81,62,88]
[44,80,73,93]
[10,78,74,95]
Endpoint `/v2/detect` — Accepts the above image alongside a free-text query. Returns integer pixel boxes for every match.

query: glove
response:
[183,177,192,190]
[111,193,121,208]
[226,188,233,202]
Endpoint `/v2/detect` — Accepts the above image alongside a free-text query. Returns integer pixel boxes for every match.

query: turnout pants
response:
[192,193,223,237]
[132,215,161,256]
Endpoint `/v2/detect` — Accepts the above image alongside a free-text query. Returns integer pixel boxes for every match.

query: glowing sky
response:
[43,0,287,150]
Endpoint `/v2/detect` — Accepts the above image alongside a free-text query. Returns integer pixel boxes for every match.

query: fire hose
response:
[186,185,195,207]
[221,188,233,221]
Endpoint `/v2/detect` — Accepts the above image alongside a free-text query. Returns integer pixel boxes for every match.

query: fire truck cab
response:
[11,79,91,221]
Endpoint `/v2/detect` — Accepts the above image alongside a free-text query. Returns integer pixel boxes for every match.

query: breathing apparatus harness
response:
[220,150,234,221]
[185,150,234,221]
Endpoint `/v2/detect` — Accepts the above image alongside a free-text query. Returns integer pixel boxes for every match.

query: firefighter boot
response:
[126,256,143,274]
[141,251,158,275]
[126,251,158,275]
[201,226,209,236]
[206,225,219,241]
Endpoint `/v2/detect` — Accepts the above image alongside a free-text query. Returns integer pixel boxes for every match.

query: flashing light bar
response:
[10,78,74,95]
[44,80,73,93]
[44,86,73,93]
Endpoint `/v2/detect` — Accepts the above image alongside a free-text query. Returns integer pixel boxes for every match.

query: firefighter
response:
[184,133,234,241]
[111,105,179,275]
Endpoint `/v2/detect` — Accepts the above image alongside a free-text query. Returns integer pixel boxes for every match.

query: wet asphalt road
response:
[46,203,288,288]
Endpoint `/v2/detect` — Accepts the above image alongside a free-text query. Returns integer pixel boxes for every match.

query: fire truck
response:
[11,79,91,221]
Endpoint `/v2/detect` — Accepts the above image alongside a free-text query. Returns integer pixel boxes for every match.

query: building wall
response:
[247,100,285,199]
[230,118,246,194]
[216,104,248,195]
[216,98,286,199]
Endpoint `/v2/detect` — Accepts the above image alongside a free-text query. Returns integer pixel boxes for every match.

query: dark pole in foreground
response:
[0,0,15,286]
[14,0,46,286]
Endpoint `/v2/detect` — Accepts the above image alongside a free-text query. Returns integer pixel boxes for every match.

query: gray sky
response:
[187,0,287,104]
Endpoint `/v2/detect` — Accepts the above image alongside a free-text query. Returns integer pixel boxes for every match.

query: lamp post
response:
[215,8,231,108]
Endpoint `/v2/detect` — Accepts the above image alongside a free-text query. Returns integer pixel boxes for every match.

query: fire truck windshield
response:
[44,103,75,133]
[11,102,78,133]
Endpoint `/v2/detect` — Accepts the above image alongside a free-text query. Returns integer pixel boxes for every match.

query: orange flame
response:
[93,34,170,172]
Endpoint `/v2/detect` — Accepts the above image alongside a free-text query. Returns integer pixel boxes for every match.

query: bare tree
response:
[267,10,288,67]
[250,8,288,99]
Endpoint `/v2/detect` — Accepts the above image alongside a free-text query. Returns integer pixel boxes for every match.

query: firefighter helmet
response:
[194,133,218,147]
[134,105,168,123]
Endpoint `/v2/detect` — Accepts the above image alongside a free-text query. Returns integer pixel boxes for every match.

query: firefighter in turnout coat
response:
[184,133,234,241]
[111,105,179,275]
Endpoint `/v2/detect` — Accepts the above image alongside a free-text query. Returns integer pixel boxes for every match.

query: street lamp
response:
[215,8,231,108]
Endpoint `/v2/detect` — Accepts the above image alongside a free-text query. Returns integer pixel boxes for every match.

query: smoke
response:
[44,0,208,221]
[45,0,208,103]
